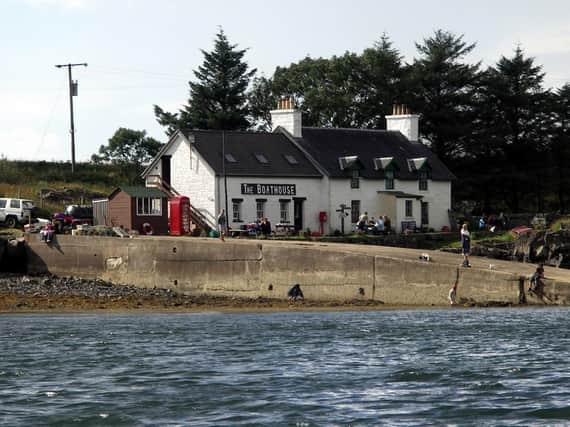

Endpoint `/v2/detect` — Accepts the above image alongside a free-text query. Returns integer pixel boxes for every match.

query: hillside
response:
[0,160,138,213]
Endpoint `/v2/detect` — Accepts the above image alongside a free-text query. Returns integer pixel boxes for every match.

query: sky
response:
[1,0,569,162]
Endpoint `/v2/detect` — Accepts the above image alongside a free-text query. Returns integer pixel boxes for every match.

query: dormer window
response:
[254,153,269,164]
[224,153,237,163]
[338,155,359,170]
[351,169,360,189]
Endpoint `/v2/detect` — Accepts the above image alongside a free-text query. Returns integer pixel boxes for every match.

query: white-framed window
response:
[136,197,162,216]
[232,200,243,222]
[351,169,360,189]
[385,169,394,190]
[351,200,360,224]
[405,200,413,217]
[256,200,265,220]
[279,200,290,223]
[419,170,428,191]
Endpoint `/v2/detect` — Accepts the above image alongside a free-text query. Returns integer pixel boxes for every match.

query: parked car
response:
[0,198,36,228]
[53,205,93,233]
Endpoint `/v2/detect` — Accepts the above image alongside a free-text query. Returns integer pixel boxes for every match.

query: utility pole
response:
[55,62,87,174]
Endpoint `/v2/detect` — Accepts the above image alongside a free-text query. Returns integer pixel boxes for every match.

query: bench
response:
[401,220,417,233]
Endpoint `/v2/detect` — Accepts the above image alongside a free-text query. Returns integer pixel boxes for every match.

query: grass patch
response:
[550,217,570,231]
[448,231,514,248]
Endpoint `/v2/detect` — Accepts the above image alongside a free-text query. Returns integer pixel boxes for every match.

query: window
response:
[351,169,360,189]
[256,200,265,219]
[10,199,20,209]
[224,153,237,163]
[419,170,428,191]
[0,200,6,209]
[405,200,413,217]
[136,197,162,216]
[279,200,290,223]
[254,153,269,164]
[233,200,243,222]
[385,170,394,190]
[284,154,298,165]
[351,200,360,224]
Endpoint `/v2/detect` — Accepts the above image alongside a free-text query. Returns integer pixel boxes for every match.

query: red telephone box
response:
[169,196,191,235]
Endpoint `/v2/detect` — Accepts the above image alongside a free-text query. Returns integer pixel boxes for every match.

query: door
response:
[161,155,172,186]
[421,201,429,228]
[294,199,304,231]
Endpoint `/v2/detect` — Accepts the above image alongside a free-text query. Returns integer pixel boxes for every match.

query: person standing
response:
[217,208,226,241]
[461,223,471,267]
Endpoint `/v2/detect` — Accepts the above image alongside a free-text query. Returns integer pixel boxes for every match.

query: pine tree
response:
[154,29,256,135]
[550,84,570,211]
[409,30,480,162]
[481,46,551,211]
[359,34,407,129]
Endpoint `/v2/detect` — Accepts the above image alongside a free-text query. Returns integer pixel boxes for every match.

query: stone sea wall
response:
[22,234,570,306]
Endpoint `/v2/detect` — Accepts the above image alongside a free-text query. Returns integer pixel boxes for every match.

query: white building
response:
[142,103,454,234]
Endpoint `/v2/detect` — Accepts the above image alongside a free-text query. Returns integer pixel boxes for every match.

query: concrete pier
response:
[24,235,570,306]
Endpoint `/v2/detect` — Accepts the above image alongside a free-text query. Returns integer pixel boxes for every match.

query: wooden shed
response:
[107,186,169,235]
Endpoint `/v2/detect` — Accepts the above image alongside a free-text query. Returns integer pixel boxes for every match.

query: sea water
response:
[2,308,570,426]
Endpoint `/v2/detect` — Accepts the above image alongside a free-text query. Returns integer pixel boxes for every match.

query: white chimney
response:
[385,104,419,142]
[270,98,302,138]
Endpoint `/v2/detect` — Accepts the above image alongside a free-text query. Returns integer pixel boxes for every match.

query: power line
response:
[88,65,189,80]
[34,75,67,158]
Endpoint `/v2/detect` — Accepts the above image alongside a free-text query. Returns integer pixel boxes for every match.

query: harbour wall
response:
[23,235,570,306]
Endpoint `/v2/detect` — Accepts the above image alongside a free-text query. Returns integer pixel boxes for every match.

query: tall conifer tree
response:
[154,29,256,135]
[409,30,480,162]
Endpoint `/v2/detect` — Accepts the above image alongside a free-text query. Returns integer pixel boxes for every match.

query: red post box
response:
[169,196,191,235]
[319,211,327,235]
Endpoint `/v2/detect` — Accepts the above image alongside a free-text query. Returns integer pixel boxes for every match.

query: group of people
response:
[251,217,272,236]
[216,209,272,241]
[356,212,391,234]
[478,212,509,232]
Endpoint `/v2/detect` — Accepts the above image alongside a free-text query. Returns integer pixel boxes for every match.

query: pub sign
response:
[241,183,296,196]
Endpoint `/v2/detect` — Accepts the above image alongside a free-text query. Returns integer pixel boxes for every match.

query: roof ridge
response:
[182,128,277,136]
[302,127,399,134]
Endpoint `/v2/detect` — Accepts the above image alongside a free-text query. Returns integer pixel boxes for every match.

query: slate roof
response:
[110,186,169,199]
[296,127,455,181]
[181,130,322,178]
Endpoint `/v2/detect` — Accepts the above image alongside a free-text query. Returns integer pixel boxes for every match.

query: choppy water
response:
[2,308,570,426]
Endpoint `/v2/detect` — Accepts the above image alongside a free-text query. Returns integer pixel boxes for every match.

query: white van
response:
[0,198,35,228]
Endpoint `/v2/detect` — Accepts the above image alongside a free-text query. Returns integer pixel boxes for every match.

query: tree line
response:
[96,29,570,214]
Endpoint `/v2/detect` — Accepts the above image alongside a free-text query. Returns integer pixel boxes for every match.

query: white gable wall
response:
[175,139,217,227]
[145,134,217,227]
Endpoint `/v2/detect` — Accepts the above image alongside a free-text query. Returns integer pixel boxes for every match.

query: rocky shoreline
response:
[0,273,388,313]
